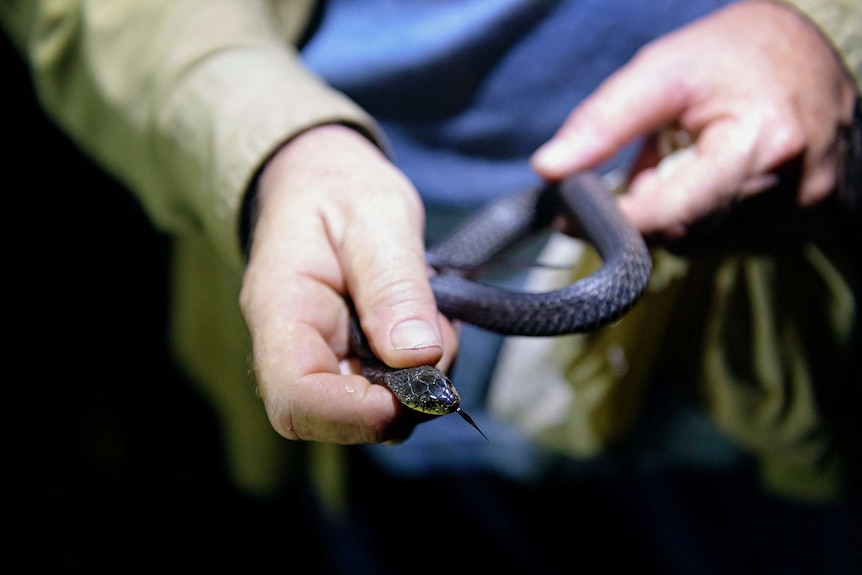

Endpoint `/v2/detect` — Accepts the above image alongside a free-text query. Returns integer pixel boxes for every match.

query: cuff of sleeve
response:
[154,45,384,271]
[775,0,862,91]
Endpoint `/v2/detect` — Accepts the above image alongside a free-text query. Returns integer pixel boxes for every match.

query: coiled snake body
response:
[350,172,652,437]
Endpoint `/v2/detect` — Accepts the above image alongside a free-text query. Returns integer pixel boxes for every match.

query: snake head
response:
[381,365,488,440]
[383,365,461,416]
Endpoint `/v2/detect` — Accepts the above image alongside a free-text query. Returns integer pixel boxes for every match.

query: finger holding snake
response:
[532,1,857,245]
[242,124,650,442]
[240,125,458,444]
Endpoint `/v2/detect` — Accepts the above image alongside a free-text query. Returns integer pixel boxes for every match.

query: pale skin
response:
[240,1,858,443]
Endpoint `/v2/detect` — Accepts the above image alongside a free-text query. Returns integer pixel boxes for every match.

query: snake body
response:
[351,171,652,436]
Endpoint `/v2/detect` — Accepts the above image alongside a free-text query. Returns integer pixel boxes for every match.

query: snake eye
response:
[412,366,461,415]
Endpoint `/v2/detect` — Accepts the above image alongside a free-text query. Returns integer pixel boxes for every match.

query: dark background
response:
[0,34,328,572]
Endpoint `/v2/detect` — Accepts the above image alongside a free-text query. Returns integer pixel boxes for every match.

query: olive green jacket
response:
[1,0,859,501]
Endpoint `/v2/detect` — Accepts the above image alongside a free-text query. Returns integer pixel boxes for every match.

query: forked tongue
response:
[456,407,488,441]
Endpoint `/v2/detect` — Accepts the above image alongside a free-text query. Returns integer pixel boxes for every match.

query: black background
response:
[0,34,329,572]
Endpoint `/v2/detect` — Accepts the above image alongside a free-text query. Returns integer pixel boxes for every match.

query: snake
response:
[350,171,653,438]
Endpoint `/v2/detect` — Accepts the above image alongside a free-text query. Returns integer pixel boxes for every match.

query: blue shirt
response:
[301,0,739,479]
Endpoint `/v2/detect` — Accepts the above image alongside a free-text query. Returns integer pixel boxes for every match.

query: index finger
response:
[531,43,691,178]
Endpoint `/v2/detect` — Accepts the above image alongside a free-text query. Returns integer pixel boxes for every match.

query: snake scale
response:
[350,171,653,437]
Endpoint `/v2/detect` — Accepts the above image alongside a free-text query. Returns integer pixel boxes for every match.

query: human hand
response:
[532,1,858,246]
[240,124,458,443]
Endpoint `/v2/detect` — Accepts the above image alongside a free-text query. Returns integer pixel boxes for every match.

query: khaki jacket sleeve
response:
[780,0,862,90]
[0,0,378,270]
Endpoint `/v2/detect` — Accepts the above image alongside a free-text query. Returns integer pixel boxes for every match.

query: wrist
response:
[240,123,383,260]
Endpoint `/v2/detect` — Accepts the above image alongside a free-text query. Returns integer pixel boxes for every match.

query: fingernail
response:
[533,138,571,171]
[390,319,440,351]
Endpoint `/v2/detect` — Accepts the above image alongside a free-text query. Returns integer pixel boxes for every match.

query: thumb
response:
[340,177,446,371]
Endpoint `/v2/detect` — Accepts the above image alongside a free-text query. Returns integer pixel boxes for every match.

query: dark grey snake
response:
[350,171,652,437]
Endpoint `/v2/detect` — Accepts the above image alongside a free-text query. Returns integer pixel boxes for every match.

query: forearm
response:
[0,0,379,269]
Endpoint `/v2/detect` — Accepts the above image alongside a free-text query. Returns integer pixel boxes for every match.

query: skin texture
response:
[241,1,858,444]
[241,125,457,442]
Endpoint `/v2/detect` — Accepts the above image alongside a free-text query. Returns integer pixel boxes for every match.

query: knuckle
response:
[365,275,432,313]
[798,161,837,206]
[264,394,301,441]
[767,122,806,164]
[754,108,806,169]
